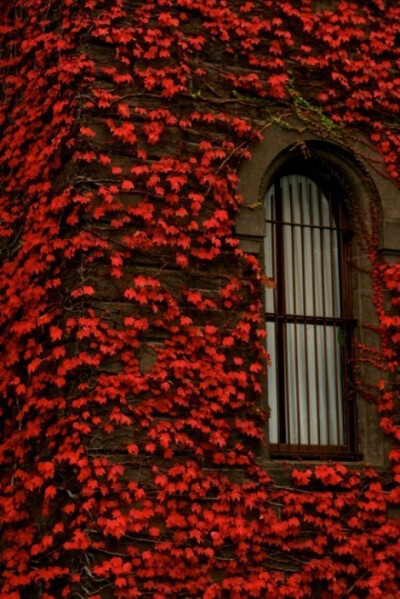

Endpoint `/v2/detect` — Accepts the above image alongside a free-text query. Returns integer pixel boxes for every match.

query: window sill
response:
[268,445,362,462]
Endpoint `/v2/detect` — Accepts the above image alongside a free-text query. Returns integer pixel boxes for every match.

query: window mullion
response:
[275,181,287,445]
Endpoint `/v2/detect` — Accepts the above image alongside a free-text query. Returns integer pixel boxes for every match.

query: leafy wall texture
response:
[0,1,399,597]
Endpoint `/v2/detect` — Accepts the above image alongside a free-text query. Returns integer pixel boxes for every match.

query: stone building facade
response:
[1,1,399,597]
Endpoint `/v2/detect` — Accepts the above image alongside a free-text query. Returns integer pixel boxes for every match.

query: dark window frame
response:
[264,160,360,460]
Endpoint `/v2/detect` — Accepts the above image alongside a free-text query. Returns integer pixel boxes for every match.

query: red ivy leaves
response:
[0,0,399,598]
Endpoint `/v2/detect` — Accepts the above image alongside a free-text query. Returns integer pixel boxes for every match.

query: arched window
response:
[236,132,398,464]
[264,172,356,458]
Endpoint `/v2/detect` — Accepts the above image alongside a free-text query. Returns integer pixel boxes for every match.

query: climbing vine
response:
[0,0,399,597]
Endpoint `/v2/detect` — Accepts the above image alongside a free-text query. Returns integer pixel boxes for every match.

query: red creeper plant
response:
[0,0,399,597]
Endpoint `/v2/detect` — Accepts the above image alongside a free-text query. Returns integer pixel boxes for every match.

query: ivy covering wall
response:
[0,1,399,597]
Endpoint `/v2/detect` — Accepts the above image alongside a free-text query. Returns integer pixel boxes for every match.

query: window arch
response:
[235,130,398,465]
[264,171,357,458]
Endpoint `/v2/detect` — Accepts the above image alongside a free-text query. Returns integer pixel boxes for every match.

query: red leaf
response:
[80,126,97,138]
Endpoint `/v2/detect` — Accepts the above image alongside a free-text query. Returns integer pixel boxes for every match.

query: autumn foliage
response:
[0,0,399,597]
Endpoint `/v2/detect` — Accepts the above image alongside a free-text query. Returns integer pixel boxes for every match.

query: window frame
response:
[263,162,360,460]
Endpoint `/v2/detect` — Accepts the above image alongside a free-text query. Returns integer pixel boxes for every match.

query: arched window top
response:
[267,174,335,227]
[264,174,343,320]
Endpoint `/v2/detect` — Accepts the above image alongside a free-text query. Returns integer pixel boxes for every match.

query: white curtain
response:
[265,175,344,446]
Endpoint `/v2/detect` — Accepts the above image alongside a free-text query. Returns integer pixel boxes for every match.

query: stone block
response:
[235,205,265,237]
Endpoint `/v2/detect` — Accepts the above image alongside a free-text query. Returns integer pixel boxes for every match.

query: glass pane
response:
[265,174,345,448]
[266,321,278,444]
[284,323,344,446]
[264,186,276,313]
[279,175,341,318]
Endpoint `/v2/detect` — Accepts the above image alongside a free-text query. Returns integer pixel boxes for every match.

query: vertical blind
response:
[265,174,349,450]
